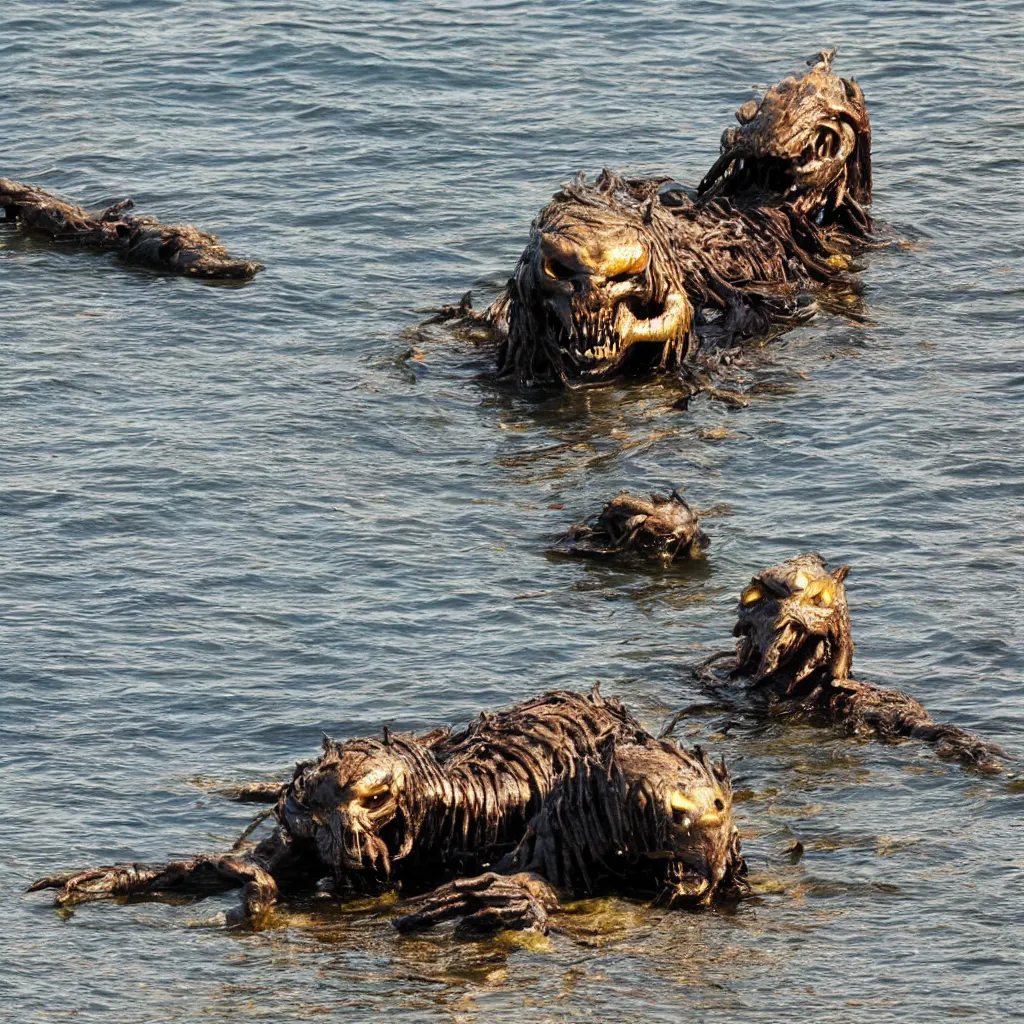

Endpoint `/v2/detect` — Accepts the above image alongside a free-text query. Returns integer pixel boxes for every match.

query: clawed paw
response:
[393,872,558,936]
[28,864,164,907]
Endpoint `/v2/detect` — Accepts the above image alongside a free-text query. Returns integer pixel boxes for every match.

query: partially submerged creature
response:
[698,554,1005,772]
[30,689,744,929]
[698,48,873,232]
[395,737,744,934]
[557,491,708,564]
[438,50,882,390]
[0,178,262,280]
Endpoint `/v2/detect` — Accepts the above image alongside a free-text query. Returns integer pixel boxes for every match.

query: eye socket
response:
[814,126,839,160]
[740,585,763,606]
[714,798,725,812]
[804,579,835,606]
[543,256,576,280]
[359,786,391,810]
[672,806,691,827]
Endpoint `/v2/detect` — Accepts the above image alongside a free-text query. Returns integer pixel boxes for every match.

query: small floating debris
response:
[555,490,709,565]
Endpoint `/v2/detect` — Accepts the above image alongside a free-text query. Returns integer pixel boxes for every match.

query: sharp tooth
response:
[737,158,745,171]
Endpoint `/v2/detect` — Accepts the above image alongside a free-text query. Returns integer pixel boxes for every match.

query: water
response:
[2,1,1022,1020]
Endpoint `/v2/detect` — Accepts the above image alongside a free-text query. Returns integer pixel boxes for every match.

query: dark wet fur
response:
[0,178,262,280]
[395,737,746,935]
[29,689,742,928]
[557,491,708,564]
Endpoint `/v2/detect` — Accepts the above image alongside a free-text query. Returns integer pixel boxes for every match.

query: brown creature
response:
[29,689,744,929]
[439,51,880,390]
[0,178,262,280]
[557,490,709,564]
[699,48,873,233]
[699,554,1006,773]
[395,737,744,934]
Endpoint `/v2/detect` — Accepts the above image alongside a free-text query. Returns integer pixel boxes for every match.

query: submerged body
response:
[700,554,1005,772]
[0,178,262,280]
[30,689,744,929]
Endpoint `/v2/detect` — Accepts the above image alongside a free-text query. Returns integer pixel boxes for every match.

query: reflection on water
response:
[3,0,1022,1021]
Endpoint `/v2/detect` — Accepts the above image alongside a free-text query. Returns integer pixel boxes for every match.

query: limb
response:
[822,679,1005,773]
[216,782,285,803]
[28,830,296,919]
[393,871,558,936]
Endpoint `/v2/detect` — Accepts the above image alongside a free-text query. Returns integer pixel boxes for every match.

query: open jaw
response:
[499,173,696,385]
[697,49,872,226]
[532,230,692,379]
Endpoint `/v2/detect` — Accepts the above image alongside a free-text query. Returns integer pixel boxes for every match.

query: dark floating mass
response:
[0,177,263,281]
[556,490,709,564]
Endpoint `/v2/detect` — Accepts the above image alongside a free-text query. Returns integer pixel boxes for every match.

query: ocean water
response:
[2,1,1022,1021]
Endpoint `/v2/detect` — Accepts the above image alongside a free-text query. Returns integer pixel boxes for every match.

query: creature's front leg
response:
[28,831,295,922]
[393,871,558,936]
[830,679,1006,773]
[217,781,286,803]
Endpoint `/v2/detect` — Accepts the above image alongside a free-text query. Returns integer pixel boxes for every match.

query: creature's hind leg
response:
[393,872,558,936]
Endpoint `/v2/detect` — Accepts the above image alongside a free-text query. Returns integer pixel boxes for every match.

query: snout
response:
[531,230,691,369]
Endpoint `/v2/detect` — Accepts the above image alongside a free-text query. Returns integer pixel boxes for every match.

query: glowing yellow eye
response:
[359,784,390,808]
[741,585,762,605]
[670,792,700,815]
[804,579,835,606]
[793,571,809,590]
[670,790,725,827]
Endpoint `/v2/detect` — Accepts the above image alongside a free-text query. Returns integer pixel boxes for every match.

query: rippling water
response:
[2,2,1022,1021]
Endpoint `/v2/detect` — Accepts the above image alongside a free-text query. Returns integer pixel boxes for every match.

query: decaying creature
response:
[438,50,881,390]
[698,554,1005,772]
[29,689,744,930]
[698,48,872,232]
[395,737,745,934]
[557,491,708,564]
[0,178,262,280]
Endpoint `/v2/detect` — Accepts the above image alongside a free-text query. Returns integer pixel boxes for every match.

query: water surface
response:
[2,2,1022,1021]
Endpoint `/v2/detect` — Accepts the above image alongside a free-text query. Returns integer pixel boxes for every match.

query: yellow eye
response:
[359,784,391,808]
[670,792,700,815]
[804,579,834,606]
[741,585,762,605]
[793,571,809,590]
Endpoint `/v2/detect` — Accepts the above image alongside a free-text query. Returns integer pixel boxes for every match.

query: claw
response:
[394,872,558,936]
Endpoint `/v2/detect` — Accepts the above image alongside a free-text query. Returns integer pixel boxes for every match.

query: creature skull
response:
[498,171,694,385]
[281,736,425,883]
[733,552,854,691]
[699,50,872,224]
